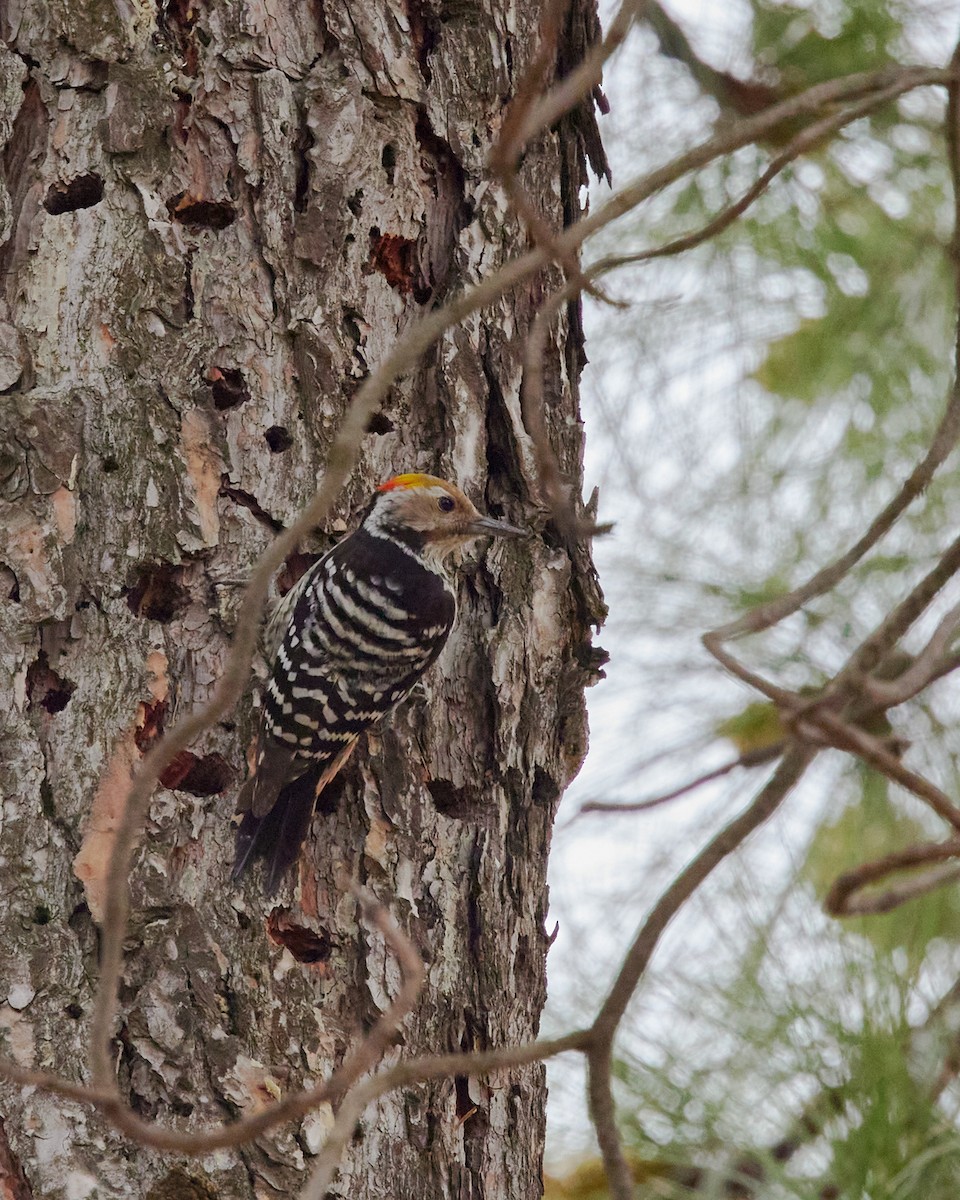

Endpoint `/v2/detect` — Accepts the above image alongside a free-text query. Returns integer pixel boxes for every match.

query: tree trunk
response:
[0,2,604,1196]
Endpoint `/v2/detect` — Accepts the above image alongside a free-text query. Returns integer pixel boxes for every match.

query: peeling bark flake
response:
[73,653,169,922]
[180,409,223,547]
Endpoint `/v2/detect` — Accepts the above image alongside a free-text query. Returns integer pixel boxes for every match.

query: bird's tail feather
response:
[231,738,360,895]
[232,769,319,896]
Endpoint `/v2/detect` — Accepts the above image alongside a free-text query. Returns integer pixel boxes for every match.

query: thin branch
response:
[97,883,424,1153]
[863,602,960,706]
[811,710,960,832]
[824,837,960,916]
[838,533,960,685]
[513,0,648,150]
[299,1087,369,1200]
[603,86,911,267]
[520,90,896,543]
[489,0,610,300]
[705,77,960,653]
[0,1062,113,1108]
[298,1029,592,1193]
[576,743,784,816]
[586,744,816,1200]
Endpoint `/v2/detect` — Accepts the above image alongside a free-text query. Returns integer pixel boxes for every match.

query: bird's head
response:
[364,473,526,563]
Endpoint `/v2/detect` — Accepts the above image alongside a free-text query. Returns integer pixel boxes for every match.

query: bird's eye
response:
[437,495,455,513]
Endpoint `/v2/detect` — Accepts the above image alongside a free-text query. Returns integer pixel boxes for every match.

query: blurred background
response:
[543,3,960,1196]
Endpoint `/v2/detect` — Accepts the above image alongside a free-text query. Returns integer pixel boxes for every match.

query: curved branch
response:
[586,744,816,1199]
[825,838,960,916]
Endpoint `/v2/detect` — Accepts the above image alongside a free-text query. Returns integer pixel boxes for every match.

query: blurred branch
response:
[595,84,915,268]
[576,742,784,816]
[644,1,782,120]
[95,884,424,1153]
[704,58,960,654]
[861,603,960,707]
[810,709,960,833]
[521,86,908,545]
[585,744,816,1200]
[824,837,960,916]
[490,0,612,302]
[513,0,648,149]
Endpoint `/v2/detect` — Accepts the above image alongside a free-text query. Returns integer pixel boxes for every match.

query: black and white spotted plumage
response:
[232,473,524,894]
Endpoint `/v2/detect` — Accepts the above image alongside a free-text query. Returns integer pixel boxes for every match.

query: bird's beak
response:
[468,515,528,539]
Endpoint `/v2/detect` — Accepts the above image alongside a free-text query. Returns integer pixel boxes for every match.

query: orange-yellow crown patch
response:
[378,473,446,492]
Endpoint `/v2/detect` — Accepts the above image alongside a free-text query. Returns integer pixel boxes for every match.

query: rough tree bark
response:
[0,1,605,1196]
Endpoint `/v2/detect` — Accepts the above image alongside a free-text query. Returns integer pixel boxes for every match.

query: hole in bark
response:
[126,561,190,623]
[167,191,236,229]
[369,229,431,303]
[294,120,315,213]
[315,764,348,815]
[381,142,396,185]
[266,907,333,964]
[33,905,51,924]
[64,1002,83,1019]
[365,411,394,435]
[146,1168,218,1200]
[426,778,479,819]
[43,173,104,214]
[183,248,195,320]
[277,551,320,597]
[219,478,285,534]
[264,424,293,453]
[27,652,76,715]
[406,0,440,80]
[207,365,250,410]
[342,308,363,344]
[3,567,19,602]
[135,697,167,753]
[235,909,251,930]
[157,0,203,75]
[101,455,120,473]
[454,1074,482,1132]
[347,188,363,217]
[532,766,559,808]
[159,751,233,795]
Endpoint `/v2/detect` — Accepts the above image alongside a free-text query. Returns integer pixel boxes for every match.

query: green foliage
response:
[753,1,900,84]
[716,699,787,753]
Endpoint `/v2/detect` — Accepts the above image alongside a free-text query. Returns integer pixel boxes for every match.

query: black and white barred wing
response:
[240,528,456,822]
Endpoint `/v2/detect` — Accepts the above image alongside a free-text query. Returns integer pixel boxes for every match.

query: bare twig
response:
[576,743,784,816]
[489,0,610,300]
[603,86,911,268]
[839,535,960,685]
[810,711,960,832]
[513,0,648,150]
[825,837,960,916]
[520,90,896,542]
[299,1086,370,1200]
[0,1062,113,1108]
[586,744,816,1200]
[97,883,424,1152]
[703,68,960,655]
[863,602,960,707]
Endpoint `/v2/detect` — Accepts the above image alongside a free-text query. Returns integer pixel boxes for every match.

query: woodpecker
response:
[232,473,525,894]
